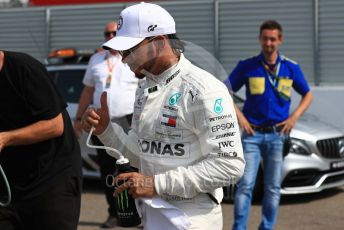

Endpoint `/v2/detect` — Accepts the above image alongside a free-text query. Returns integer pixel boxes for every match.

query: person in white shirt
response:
[73,21,138,228]
[81,3,245,229]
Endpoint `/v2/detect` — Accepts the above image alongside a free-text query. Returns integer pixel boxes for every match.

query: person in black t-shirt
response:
[0,50,82,230]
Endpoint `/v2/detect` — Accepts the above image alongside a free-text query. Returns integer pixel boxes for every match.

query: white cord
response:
[0,164,11,207]
[86,126,125,161]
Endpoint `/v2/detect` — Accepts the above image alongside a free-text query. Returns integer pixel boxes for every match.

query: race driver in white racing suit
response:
[82,2,245,229]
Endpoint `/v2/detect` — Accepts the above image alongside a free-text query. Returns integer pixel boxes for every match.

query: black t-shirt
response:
[0,51,82,201]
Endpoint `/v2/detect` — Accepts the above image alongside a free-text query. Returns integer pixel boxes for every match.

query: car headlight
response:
[289,138,312,155]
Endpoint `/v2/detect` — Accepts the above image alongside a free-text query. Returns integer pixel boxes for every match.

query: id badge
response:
[278,78,293,98]
[249,77,265,95]
[105,73,111,89]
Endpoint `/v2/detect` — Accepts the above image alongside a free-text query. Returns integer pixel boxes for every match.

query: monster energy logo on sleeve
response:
[117,190,129,211]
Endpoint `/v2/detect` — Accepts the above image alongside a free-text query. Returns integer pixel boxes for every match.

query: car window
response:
[48,69,85,103]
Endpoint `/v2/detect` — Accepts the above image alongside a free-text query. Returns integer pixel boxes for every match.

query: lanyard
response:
[105,52,120,89]
[262,61,289,100]
[262,61,281,86]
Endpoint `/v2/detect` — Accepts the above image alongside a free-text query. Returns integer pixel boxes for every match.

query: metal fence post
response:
[45,7,51,58]
[214,0,219,61]
[313,0,320,85]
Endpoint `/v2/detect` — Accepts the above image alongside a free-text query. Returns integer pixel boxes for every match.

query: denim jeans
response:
[232,131,285,230]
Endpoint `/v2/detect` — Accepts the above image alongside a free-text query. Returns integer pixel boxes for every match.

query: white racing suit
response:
[98,54,245,229]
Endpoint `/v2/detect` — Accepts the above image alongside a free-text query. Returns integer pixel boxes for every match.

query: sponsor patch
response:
[163,195,193,202]
[163,105,178,112]
[148,85,158,94]
[211,122,235,132]
[137,97,143,106]
[213,132,236,140]
[217,151,238,158]
[209,114,232,122]
[138,139,190,158]
[169,92,181,106]
[165,70,180,85]
[135,93,145,110]
[187,86,200,103]
[147,24,157,32]
[218,140,235,148]
[213,98,223,114]
[161,114,177,127]
[155,128,182,140]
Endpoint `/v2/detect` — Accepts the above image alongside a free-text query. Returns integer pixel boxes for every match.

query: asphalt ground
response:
[78,179,344,230]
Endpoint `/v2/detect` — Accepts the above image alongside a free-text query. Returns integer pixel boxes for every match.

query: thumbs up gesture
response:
[81,91,110,135]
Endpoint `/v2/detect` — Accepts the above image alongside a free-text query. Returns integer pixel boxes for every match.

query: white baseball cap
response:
[102,2,176,51]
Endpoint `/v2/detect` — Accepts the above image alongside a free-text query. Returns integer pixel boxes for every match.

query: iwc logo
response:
[117,16,123,30]
[339,139,344,158]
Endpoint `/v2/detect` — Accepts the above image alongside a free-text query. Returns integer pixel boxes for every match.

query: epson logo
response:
[218,140,235,148]
[139,140,185,156]
[209,114,232,122]
[211,122,235,132]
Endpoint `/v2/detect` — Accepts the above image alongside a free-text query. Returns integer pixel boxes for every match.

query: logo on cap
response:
[117,16,123,30]
[147,25,157,32]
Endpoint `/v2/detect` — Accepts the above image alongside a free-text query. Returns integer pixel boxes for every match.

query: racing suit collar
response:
[142,54,185,88]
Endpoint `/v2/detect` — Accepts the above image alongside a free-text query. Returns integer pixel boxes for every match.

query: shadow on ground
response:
[222,186,344,205]
[280,187,344,205]
[78,221,102,227]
